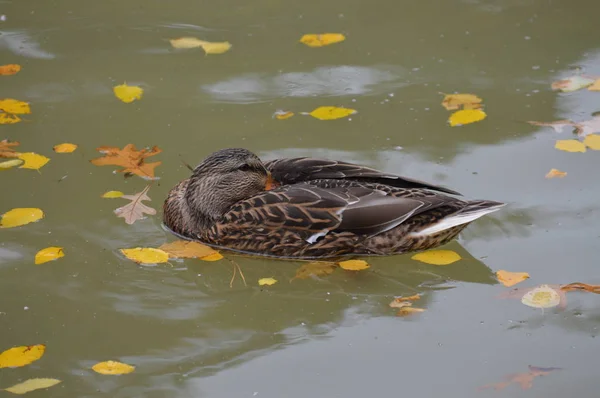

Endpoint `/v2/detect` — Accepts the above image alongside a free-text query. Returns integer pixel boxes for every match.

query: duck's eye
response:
[238,164,252,172]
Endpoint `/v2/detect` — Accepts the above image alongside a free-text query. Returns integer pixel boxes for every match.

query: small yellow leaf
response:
[496,270,530,287]
[169,37,232,54]
[293,262,337,280]
[200,252,223,261]
[34,247,64,265]
[397,307,425,316]
[521,285,561,309]
[18,153,50,170]
[0,208,44,229]
[411,250,461,265]
[4,378,61,394]
[588,79,600,91]
[338,259,370,271]
[258,277,277,286]
[273,110,294,120]
[545,168,567,179]
[551,75,595,92]
[198,40,232,55]
[448,109,487,126]
[583,134,600,150]
[53,143,77,153]
[555,139,586,153]
[440,93,483,111]
[300,33,346,47]
[113,83,143,103]
[120,248,169,264]
[159,240,219,259]
[0,345,46,368]
[0,158,24,170]
[92,360,135,375]
[308,106,356,120]
[0,99,31,114]
[0,64,21,76]
[0,113,21,124]
[101,191,124,198]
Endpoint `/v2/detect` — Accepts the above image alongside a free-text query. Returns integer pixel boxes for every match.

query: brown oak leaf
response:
[114,186,156,224]
[90,144,161,180]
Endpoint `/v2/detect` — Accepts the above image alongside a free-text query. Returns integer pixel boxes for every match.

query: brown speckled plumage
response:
[163,148,505,259]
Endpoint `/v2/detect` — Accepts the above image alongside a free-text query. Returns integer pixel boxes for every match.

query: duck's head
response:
[184,148,276,223]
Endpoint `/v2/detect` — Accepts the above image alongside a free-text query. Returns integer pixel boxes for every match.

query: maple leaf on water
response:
[90,144,161,180]
[114,185,157,224]
[480,365,561,391]
[0,139,20,158]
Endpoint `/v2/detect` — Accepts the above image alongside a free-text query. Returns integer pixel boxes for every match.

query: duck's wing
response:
[264,157,461,195]
[217,183,453,242]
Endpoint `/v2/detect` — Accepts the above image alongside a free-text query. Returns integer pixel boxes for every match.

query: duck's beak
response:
[265,172,277,191]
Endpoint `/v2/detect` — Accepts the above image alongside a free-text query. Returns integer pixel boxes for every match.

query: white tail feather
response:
[409,204,505,238]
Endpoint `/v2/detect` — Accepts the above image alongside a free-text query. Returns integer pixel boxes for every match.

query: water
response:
[2,0,600,396]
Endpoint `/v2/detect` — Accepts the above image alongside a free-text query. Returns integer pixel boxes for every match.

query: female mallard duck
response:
[163,148,504,259]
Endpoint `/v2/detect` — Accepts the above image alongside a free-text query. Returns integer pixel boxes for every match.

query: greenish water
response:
[2,0,600,396]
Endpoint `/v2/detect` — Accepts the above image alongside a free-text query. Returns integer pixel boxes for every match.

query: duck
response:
[163,148,505,259]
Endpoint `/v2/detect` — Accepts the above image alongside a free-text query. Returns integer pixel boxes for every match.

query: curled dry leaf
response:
[545,169,567,179]
[18,153,50,170]
[53,143,77,153]
[583,134,600,150]
[293,262,337,280]
[0,139,20,157]
[551,75,595,92]
[0,345,46,368]
[440,93,482,111]
[560,282,600,294]
[159,240,219,260]
[338,259,370,271]
[4,378,61,394]
[300,33,345,47]
[258,277,277,286]
[273,110,294,120]
[113,83,143,103]
[0,208,44,229]
[411,250,461,265]
[92,360,135,375]
[0,64,21,76]
[496,270,530,287]
[101,190,124,198]
[305,106,356,120]
[0,159,23,170]
[34,247,64,265]
[113,186,156,224]
[90,144,161,180]
[480,365,561,391]
[448,109,487,126]
[169,37,232,54]
[120,248,169,265]
[555,140,586,153]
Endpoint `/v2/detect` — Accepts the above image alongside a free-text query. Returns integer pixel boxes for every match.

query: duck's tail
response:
[409,200,505,238]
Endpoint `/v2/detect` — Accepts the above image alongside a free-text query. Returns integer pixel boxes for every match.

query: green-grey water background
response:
[2,0,600,396]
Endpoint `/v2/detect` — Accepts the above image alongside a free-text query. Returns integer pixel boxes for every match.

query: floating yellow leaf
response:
[293,262,337,280]
[545,168,567,179]
[169,37,232,54]
[496,270,530,287]
[0,158,23,170]
[18,152,50,170]
[101,191,124,198]
[120,248,169,265]
[411,250,461,265]
[0,345,45,368]
[53,143,77,153]
[0,99,31,114]
[397,307,425,316]
[0,64,21,76]
[92,360,135,375]
[113,83,143,103]
[300,33,346,47]
[521,285,561,309]
[4,378,61,394]
[34,247,64,265]
[258,277,277,286]
[588,79,600,91]
[554,139,586,153]
[448,109,487,127]
[338,259,370,271]
[307,106,356,120]
[200,252,223,261]
[0,208,44,229]
[159,240,219,259]
[440,93,482,110]
[551,75,595,92]
[0,113,21,124]
[583,134,600,150]
[273,110,294,120]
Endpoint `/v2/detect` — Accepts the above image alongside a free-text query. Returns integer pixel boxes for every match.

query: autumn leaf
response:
[200,253,224,261]
[0,139,20,157]
[113,186,156,224]
[273,110,294,120]
[0,64,21,76]
[551,75,595,92]
[0,345,45,368]
[338,259,370,271]
[440,93,482,111]
[169,37,232,54]
[90,144,161,180]
[92,360,135,375]
[159,240,220,260]
[4,378,61,394]
[527,119,574,133]
[258,277,277,286]
[397,307,425,316]
[53,143,77,153]
[0,113,21,124]
[120,247,169,265]
[521,284,561,309]
[496,270,530,287]
[300,33,346,47]
[411,250,461,265]
[113,83,143,103]
[480,365,561,391]
[0,159,23,170]
[448,109,486,126]
[18,153,50,170]
[389,294,421,308]
[0,208,44,228]
[588,79,600,91]
[101,190,124,198]
[528,116,600,138]
[293,262,337,280]
[34,247,64,265]
[545,168,567,178]
[560,282,600,294]
[305,106,356,120]
[583,134,600,150]
[0,99,31,114]
[555,139,586,153]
